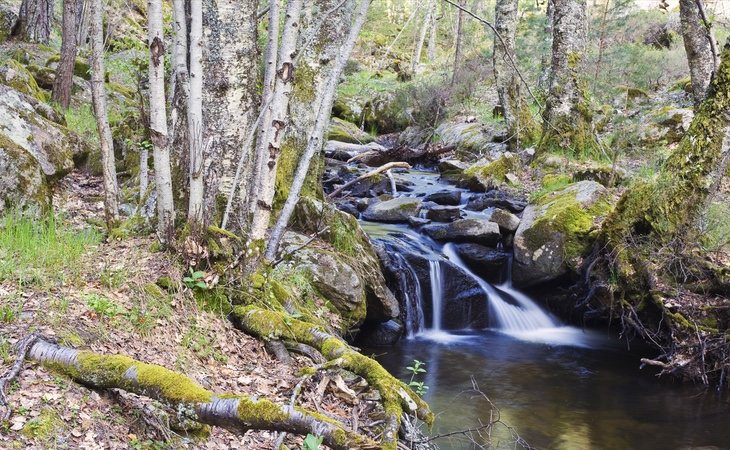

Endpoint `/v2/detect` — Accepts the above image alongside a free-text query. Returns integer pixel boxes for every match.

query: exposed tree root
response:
[231,305,434,450]
[10,337,377,450]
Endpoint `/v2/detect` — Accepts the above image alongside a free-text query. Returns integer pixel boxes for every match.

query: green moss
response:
[1,59,48,101]
[236,397,288,424]
[21,408,63,440]
[464,153,519,187]
[45,55,91,80]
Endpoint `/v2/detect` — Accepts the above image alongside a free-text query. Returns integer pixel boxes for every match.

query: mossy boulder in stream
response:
[463,152,520,191]
[513,181,613,287]
[361,197,422,223]
[328,118,375,144]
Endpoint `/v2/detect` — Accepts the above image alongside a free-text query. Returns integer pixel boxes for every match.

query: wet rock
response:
[361,197,422,223]
[512,181,612,287]
[422,218,501,246]
[438,159,469,182]
[484,208,520,232]
[425,205,462,222]
[357,320,404,346]
[325,140,385,161]
[408,216,431,227]
[465,190,527,213]
[424,189,462,205]
[452,243,510,284]
[335,200,360,217]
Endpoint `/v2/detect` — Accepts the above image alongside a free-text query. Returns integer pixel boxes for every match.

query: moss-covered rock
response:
[45,54,91,80]
[361,197,422,223]
[0,58,48,101]
[328,117,375,144]
[26,64,55,90]
[435,121,502,160]
[0,5,18,43]
[463,152,520,190]
[513,181,613,287]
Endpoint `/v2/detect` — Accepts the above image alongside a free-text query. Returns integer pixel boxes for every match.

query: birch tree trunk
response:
[243,0,280,232]
[148,0,176,242]
[52,0,77,109]
[451,0,465,86]
[542,0,590,151]
[89,0,119,226]
[249,0,298,241]
[168,0,190,217]
[265,0,372,261]
[16,0,54,43]
[679,0,718,105]
[427,1,438,61]
[187,0,204,225]
[493,0,534,147]
[200,0,259,230]
[411,0,434,73]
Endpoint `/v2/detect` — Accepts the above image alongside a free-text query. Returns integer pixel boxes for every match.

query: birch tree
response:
[51,0,77,109]
[427,1,438,61]
[148,0,175,241]
[249,0,304,241]
[412,0,435,73]
[679,0,719,105]
[451,0,465,85]
[89,0,119,226]
[15,0,54,43]
[541,0,590,151]
[187,0,204,224]
[265,0,372,261]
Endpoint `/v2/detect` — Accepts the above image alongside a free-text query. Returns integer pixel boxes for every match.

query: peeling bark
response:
[187,0,205,225]
[23,339,376,450]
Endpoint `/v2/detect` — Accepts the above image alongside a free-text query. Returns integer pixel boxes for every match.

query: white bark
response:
[139,145,148,201]
[265,0,372,261]
[148,0,176,241]
[679,0,717,104]
[249,0,304,241]
[427,1,438,61]
[494,0,528,142]
[242,0,281,233]
[412,0,435,73]
[187,0,204,224]
[89,0,119,225]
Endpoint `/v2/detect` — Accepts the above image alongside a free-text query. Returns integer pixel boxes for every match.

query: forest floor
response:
[0,172,371,450]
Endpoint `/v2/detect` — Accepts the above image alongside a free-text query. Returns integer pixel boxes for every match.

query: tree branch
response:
[328,162,412,199]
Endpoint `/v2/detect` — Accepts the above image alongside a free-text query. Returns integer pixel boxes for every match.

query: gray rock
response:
[512,181,611,287]
[452,243,510,284]
[408,216,431,227]
[485,208,520,232]
[324,140,385,161]
[465,191,527,213]
[425,205,462,222]
[361,197,422,223]
[422,218,501,246]
[0,6,17,43]
[357,320,404,346]
[424,189,462,205]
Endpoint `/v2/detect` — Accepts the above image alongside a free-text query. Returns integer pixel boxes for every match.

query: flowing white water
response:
[442,243,556,331]
[429,260,443,331]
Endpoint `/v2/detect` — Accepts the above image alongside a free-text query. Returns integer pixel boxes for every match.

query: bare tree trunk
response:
[242,0,280,233]
[148,0,176,242]
[168,0,190,217]
[412,0,434,73]
[139,145,148,201]
[538,0,554,91]
[494,0,534,147]
[265,0,372,261]
[427,0,438,61]
[15,0,53,43]
[451,0,465,86]
[52,0,77,109]
[89,0,119,226]
[679,0,718,104]
[542,0,589,150]
[249,0,303,241]
[75,0,89,46]
[187,0,204,225]
[200,0,258,230]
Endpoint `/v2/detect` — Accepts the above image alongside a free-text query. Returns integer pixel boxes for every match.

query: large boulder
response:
[292,198,400,321]
[0,85,88,214]
[361,197,422,223]
[422,218,501,246]
[0,6,18,43]
[512,181,612,287]
[484,208,520,232]
[424,189,462,206]
[462,152,520,191]
[327,117,376,144]
[465,190,527,213]
[425,205,462,222]
[0,59,48,101]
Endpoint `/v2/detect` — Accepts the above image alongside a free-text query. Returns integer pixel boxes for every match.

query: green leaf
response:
[191,271,205,279]
[195,281,207,289]
[303,434,323,450]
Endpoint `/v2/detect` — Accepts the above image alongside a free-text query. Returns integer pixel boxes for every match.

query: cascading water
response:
[428,260,443,331]
[442,243,556,331]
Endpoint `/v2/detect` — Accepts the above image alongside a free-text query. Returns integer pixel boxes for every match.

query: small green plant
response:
[85,294,124,318]
[100,266,128,289]
[183,269,208,291]
[0,304,18,323]
[303,434,323,450]
[406,359,429,396]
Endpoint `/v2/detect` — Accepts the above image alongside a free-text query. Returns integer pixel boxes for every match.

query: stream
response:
[338,168,730,449]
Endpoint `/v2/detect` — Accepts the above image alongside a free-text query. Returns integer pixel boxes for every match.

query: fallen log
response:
[348,144,456,167]
[7,336,377,450]
[328,161,411,199]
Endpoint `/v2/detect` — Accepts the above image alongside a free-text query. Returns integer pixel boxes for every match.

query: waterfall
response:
[442,243,556,332]
[399,253,425,338]
[429,260,443,331]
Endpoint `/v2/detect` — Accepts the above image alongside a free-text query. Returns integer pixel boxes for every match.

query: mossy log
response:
[25,338,376,450]
[232,305,434,450]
